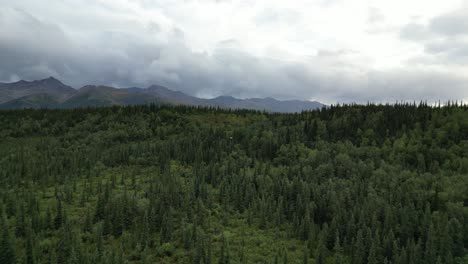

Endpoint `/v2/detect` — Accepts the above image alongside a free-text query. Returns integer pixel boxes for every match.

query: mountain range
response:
[0,77,325,112]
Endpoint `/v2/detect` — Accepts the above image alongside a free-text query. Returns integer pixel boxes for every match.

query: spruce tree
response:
[218,234,230,264]
[302,245,309,264]
[353,230,365,264]
[54,198,63,230]
[0,207,16,264]
[315,237,326,264]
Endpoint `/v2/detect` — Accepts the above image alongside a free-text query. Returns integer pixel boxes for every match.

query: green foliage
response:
[0,103,467,263]
[157,242,175,257]
[0,206,16,264]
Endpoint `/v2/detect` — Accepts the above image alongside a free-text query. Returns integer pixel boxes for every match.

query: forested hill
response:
[0,103,467,263]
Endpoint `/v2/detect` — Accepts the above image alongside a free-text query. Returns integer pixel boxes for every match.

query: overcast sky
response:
[1,0,468,103]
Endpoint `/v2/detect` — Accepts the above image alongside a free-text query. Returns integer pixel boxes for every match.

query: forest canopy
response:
[0,103,467,263]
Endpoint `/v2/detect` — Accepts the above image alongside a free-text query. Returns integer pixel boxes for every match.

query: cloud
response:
[254,8,301,26]
[1,1,468,104]
[400,23,433,41]
[430,8,468,36]
[399,6,468,66]
[368,7,385,24]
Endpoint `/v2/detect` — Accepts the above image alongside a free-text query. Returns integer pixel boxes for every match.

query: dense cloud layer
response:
[1,0,468,103]
[400,6,468,67]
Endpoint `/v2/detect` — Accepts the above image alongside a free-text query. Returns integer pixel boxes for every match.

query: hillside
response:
[61,85,160,108]
[0,104,467,263]
[0,78,325,112]
[0,77,76,104]
[0,93,61,109]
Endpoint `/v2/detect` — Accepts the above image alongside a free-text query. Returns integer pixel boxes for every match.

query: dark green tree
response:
[0,207,16,264]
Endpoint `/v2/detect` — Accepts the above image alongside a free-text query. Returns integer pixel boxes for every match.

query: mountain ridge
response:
[0,77,326,112]
[0,77,76,104]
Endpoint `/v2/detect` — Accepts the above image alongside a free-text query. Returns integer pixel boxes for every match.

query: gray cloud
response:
[1,6,468,104]
[430,9,468,36]
[399,7,468,67]
[400,7,468,42]
[400,23,433,41]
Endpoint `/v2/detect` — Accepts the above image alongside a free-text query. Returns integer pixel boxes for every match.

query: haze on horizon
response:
[1,0,468,104]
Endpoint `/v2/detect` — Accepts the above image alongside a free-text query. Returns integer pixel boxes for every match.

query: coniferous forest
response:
[0,103,467,264]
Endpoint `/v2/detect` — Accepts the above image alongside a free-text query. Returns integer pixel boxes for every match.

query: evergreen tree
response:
[56,210,73,263]
[353,230,365,264]
[424,224,436,264]
[54,198,63,230]
[25,231,35,264]
[218,234,230,264]
[302,245,309,264]
[333,232,344,264]
[0,207,16,264]
[368,242,378,264]
[315,237,326,264]
[160,210,173,244]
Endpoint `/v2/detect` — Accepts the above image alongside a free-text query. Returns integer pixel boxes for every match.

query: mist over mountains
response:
[0,77,325,112]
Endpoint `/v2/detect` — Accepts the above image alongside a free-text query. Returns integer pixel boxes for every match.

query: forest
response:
[0,103,467,263]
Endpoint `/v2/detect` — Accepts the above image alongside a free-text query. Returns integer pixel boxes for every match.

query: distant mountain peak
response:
[214,95,239,101]
[148,84,171,90]
[0,77,76,105]
[36,76,64,85]
[147,84,194,98]
[44,76,60,82]
[147,85,188,96]
[0,78,325,112]
[45,76,59,81]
